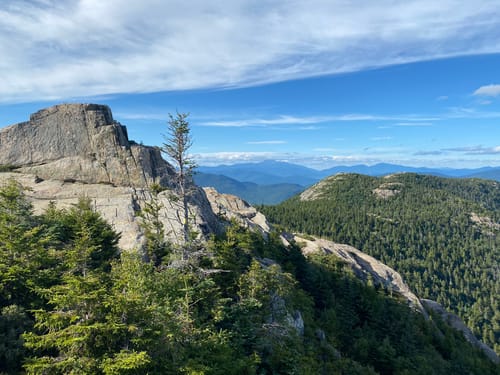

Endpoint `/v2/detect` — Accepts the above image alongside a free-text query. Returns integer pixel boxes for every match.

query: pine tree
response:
[162,112,196,247]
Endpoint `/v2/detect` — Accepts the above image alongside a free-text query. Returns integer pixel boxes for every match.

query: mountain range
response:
[196,160,500,204]
[1,104,499,372]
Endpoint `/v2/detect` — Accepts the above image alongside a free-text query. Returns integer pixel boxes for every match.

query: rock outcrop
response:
[203,187,271,236]
[0,103,174,187]
[205,191,499,363]
[0,103,222,248]
[422,299,499,364]
[0,172,220,250]
[291,234,426,315]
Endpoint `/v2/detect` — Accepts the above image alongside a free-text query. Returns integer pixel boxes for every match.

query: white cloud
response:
[193,148,500,169]
[193,151,295,165]
[473,84,500,97]
[313,148,336,152]
[413,150,444,156]
[2,0,500,103]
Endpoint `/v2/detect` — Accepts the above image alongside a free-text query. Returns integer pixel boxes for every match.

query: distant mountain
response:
[196,160,322,186]
[198,161,500,185]
[196,161,499,204]
[321,163,500,179]
[464,168,500,181]
[194,172,304,205]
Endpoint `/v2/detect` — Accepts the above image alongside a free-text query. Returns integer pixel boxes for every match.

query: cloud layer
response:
[2,0,500,103]
[473,84,500,97]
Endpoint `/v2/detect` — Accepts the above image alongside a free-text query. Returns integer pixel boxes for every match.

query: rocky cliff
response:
[0,104,221,247]
[0,172,220,250]
[0,103,174,187]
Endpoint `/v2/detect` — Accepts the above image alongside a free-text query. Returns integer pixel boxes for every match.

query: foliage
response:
[0,165,17,172]
[137,183,170,266]
[162,112,197,244]
[0,181,498,373]
[261,173,500,354]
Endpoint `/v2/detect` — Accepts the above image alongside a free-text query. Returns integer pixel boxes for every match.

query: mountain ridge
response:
[1,104,499,371]
[196,161,500,204]
[261,172,500,357]
[198,160,500,184]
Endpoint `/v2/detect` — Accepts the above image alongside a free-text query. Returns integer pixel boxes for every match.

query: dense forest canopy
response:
[0,178,499,374]
[260,173,500,356]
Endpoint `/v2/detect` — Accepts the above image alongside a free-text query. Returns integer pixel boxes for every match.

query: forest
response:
[0,177,499,374]
[260,173,500,356]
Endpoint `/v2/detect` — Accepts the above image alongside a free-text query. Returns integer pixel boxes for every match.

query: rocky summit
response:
[0,103,174,187]
[0,103,221,248]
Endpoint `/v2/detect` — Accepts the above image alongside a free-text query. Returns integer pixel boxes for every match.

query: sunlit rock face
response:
[0,103,222,249]
[0,103,175,187]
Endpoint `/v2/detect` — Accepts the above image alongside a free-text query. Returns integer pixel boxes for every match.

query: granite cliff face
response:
[0,172,220,250]
[0,104,220,247]
[0,103,174,187]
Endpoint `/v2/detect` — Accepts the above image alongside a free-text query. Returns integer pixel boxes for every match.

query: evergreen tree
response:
[162,112,196,247]
[138,183,170,266]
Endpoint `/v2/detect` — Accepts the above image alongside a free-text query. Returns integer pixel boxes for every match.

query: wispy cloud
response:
[193,151,296,166]
[115,112,169,121]
[394,122,433,127]
[473,84,500,97]
[193,148,499,169]
[313,147,336,152]
[413,150,444,156]
[200,113,442,127]
[436,95,449,101]
[371,136,393,141]
[247,140,287,144]
[1,1,500,103]
[200,115,332,127]
[444,107,500,119]
[443,145,500,155]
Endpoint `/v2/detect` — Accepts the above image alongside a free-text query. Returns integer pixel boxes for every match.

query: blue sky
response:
[1,1,499,169]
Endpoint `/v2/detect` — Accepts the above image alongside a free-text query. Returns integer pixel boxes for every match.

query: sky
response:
[1,0,500,170]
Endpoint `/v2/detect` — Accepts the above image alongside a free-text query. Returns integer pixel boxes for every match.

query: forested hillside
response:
[1,179,499,374]
[261,173,500,355]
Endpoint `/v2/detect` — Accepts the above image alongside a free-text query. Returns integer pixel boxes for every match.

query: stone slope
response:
[0,103,222,248]
[203,187,271,236]
[0,103,174,187]
[0,172,220,250]
[291,234,426,314]
[206,188,423,311]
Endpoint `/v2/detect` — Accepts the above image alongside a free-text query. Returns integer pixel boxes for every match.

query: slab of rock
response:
[203,187,271,236]
[0,103,175,187]
[293,234,426,314]
[0,172,220,250]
